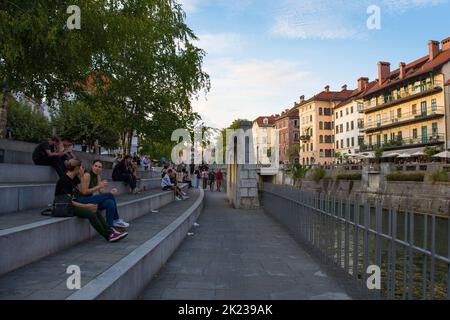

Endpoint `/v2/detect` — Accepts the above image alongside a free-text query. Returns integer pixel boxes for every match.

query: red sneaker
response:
[108,231,128,243]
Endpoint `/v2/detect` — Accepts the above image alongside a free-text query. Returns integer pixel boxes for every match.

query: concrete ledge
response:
[0,190,175,277]
[0,178,162,214]
[67,189,204,300]
[0,163,160,183]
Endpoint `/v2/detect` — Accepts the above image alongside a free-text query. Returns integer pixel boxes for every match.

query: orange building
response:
[297,86,354,165]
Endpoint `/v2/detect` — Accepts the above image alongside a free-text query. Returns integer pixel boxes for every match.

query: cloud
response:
[177,0,201,13]
[269,0,448,40]
[192,57,316,129]
[195,33,244,56]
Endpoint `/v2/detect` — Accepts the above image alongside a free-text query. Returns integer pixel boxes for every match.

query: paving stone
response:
[142,192,357,300]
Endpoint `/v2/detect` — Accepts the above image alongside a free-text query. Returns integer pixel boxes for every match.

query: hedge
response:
[386,172,425,182]
[336,173,362,181]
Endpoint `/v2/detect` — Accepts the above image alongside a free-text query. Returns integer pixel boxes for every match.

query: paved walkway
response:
[0,190,200,300]
[141,191,354,300]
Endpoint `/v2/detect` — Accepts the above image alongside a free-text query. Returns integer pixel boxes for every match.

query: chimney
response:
[341,84,347,91]
[324,85,330,92]
[357,77,369,91]
[428,40,440,60]
[399,62,406,79]
[442,37,450,51]
[378,61,391,85]
[299,95,305,102]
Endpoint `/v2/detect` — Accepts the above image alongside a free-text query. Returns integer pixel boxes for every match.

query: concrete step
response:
[0,177,163,215]
[0,163,160,183]
[0,188,182,277]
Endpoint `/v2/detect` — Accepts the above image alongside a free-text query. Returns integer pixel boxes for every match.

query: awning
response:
[433,150,450,158]
[382,152,400,158]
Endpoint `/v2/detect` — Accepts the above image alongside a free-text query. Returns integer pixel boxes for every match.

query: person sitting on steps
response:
[55,159,128,243]
[161,169,188,201]
[112,155,139,194]
[32,136,67,177]
[78,160,130,231]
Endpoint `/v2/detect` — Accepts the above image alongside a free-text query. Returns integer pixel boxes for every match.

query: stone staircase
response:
[0,141,204,299]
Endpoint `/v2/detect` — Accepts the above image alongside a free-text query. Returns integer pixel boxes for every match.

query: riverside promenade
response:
[142,191,360,300]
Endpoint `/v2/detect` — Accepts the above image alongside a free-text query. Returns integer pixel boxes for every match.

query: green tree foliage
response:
[1,1,210,148]
[50,100,119,150]
[5,97,51,142]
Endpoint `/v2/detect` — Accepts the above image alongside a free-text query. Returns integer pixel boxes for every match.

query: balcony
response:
[360,133,445,152]
[361,80,443,114]
[300,135,311,142]
[362,106,444,133]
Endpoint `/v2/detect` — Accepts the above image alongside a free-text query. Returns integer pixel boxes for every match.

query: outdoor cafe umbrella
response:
[411,151,426,157]
[397,153,412,158]
[382,152,400,158]
[432,150,450,158]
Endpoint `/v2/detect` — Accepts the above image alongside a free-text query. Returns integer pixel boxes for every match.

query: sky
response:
[178,0,450,129]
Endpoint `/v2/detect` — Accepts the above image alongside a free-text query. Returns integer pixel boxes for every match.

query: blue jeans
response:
[77,193,119,227]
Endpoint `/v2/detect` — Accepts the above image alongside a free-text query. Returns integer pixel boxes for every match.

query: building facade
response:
[297,86,354,165]
[360,38,450,153]
[274,107,300,164]
[252,116,277,164]
[334,78,377,158]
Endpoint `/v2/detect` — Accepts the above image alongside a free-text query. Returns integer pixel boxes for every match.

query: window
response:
[346,108,349,115]
[351,106,354,114]
[310,115,313,122]
[404,85,409,93]
[341,140,344,148]
[347,138,350,148]
[412,128,418,139]
[383,134,388,144]
[346,122,349,132]
[263,118,268,125]
[351,121,354,130]
[324,108,332,116]
[340,124,343,133]
[319,122,323,130]
[324,122,332,130]
[340,110,343,118]
[320,149,324,157]
[358,136,364,147]
[432,122,438,136]
[397,108,402,119]
[412,104,417,115]
[319,135,324,143]
[421,101,427,116]
[319,108,323,115]
[397,131,402,141]
[336,141,339,149]
[431,99,437,111]
[351,137,355,147]
[311,143,313,151]
[390,132,395,142]
[336,125,339,134]
[294,120,298,127]
[336,112,339,119]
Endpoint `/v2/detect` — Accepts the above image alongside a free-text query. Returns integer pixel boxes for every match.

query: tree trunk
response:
[0,83,9,139]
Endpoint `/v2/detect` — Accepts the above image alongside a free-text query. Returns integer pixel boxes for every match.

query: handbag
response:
[41,194,75,217]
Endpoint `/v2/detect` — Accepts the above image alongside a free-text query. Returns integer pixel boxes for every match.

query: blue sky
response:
[179,0,450,129]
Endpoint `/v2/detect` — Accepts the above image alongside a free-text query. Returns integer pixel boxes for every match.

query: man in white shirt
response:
[161,169,187,201]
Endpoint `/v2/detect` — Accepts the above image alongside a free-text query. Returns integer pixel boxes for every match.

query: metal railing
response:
[262,183,450,300]
[361,134,445,151]
[362,80,443,112]
[363,106,445,131]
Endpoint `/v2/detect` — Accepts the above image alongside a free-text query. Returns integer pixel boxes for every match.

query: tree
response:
[287,144,300,163]
[291,163,309,187]
[50,100,120,150]
[6,97,51,143]
[0,0,111,137]
[1,0,210,148]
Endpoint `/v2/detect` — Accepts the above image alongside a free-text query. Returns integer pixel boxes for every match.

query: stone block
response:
[240,179,257,188]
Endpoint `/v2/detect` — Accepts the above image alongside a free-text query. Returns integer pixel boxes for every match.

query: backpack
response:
[41,194,75,218]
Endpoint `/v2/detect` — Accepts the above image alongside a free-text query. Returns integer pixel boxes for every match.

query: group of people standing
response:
[193,165,224,192]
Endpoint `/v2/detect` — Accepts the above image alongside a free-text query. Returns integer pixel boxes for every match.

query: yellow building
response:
[297,86,354,165]
[360,38,450,153]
